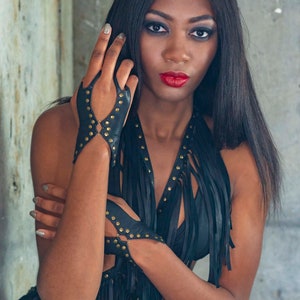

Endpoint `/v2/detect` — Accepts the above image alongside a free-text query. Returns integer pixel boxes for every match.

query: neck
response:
[137,89,193,142]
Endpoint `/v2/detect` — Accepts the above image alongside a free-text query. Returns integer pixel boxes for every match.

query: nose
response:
[162,34,191,64]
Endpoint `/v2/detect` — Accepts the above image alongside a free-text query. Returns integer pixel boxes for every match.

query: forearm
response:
[129,240,235,300]
[37,139,110,299]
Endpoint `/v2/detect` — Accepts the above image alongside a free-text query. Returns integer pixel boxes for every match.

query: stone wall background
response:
[0,1,299,299]
[0,1,73,299]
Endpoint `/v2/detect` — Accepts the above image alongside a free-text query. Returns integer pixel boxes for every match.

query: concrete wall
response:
[239,1,300,299]
[0,1,73,299]
[0,0,299,299]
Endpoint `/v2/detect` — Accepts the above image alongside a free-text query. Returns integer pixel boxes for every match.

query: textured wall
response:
[238,1,300,299]
[73,0,113,86]
[0,1,73,299]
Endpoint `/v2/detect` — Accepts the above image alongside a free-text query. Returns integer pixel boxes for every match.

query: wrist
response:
[75,136,111,164]
[128,239,165,269]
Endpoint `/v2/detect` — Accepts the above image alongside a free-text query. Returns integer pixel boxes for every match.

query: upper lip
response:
[159,71,190,79]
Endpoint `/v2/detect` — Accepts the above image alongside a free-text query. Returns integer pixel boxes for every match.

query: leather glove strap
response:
[73,73,131,166]
[104,200,164,262]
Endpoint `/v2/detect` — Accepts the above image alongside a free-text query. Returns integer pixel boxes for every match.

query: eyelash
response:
[143,21,215,41]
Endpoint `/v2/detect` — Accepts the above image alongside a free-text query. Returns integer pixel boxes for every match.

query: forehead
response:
[149,0,215,18]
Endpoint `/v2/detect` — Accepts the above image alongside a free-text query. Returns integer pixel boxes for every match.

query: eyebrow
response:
[147,9,216,23]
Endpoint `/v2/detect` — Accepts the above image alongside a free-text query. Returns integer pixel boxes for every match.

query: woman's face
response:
[140,0,218,103]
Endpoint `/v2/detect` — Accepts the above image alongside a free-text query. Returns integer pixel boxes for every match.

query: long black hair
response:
[104,0,281,211]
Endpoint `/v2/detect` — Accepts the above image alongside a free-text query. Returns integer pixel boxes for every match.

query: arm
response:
[126,143,266,300]
[31,143,265,299]
[31,25,138,299]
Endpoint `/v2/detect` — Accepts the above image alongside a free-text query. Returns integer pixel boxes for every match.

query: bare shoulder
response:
[31,102,77,194]
[33,102,76,137]
[221,143,262,202]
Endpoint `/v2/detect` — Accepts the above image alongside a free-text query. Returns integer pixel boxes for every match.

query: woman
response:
[23,0,281,299]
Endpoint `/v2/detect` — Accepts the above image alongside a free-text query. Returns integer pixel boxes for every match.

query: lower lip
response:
[159,74,189,88]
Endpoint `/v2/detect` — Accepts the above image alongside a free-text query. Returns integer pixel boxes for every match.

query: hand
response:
[104,195,140,237]
[104,198,164,263]
[30,184,66,240]
[70,24,139,163]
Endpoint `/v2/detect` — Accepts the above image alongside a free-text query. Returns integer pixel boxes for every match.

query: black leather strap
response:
[73,73,131,167]
[104,200,164,262]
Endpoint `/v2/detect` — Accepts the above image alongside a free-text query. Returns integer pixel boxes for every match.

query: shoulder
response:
[221,143,262,202]
[32,102,77,152]
[31,102,77,191]
[33,102,76,137]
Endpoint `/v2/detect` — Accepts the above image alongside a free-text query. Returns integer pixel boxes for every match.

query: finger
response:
[42,184,67,201]
[30,210,60,228]
[33,197,64,214]
[125,75,139,100]
[36,229,56,240]
[115,59,135,89]
[84,23,112,86]
[100,33,127,82]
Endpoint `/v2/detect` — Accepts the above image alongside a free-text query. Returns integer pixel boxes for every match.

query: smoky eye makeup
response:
[143,20,169,35]
[189,26,216,41]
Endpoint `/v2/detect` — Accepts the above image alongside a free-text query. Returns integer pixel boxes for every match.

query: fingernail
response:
[103,23,111,35]
[32,197,38,204]
[36,230,45,237]
[117,33,125,40]
[29,210,36,218]
[42,184,48,192]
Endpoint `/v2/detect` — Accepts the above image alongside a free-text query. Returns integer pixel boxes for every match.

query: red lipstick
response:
[159,72,190,88]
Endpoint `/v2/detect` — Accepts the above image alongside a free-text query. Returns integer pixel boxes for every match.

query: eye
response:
[190,27,214,41]
[144,21,168,34]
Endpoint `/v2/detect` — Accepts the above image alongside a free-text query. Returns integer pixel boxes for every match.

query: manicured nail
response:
[103,23,111,35]
[117,33,125,40]
[32,197,38,204]
[42,184,48,192]
[36,230,45,237]
[29,210,36,218]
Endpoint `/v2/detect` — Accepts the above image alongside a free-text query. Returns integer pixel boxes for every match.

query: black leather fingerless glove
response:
[73,73,131,166]
[104,200,165,263]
